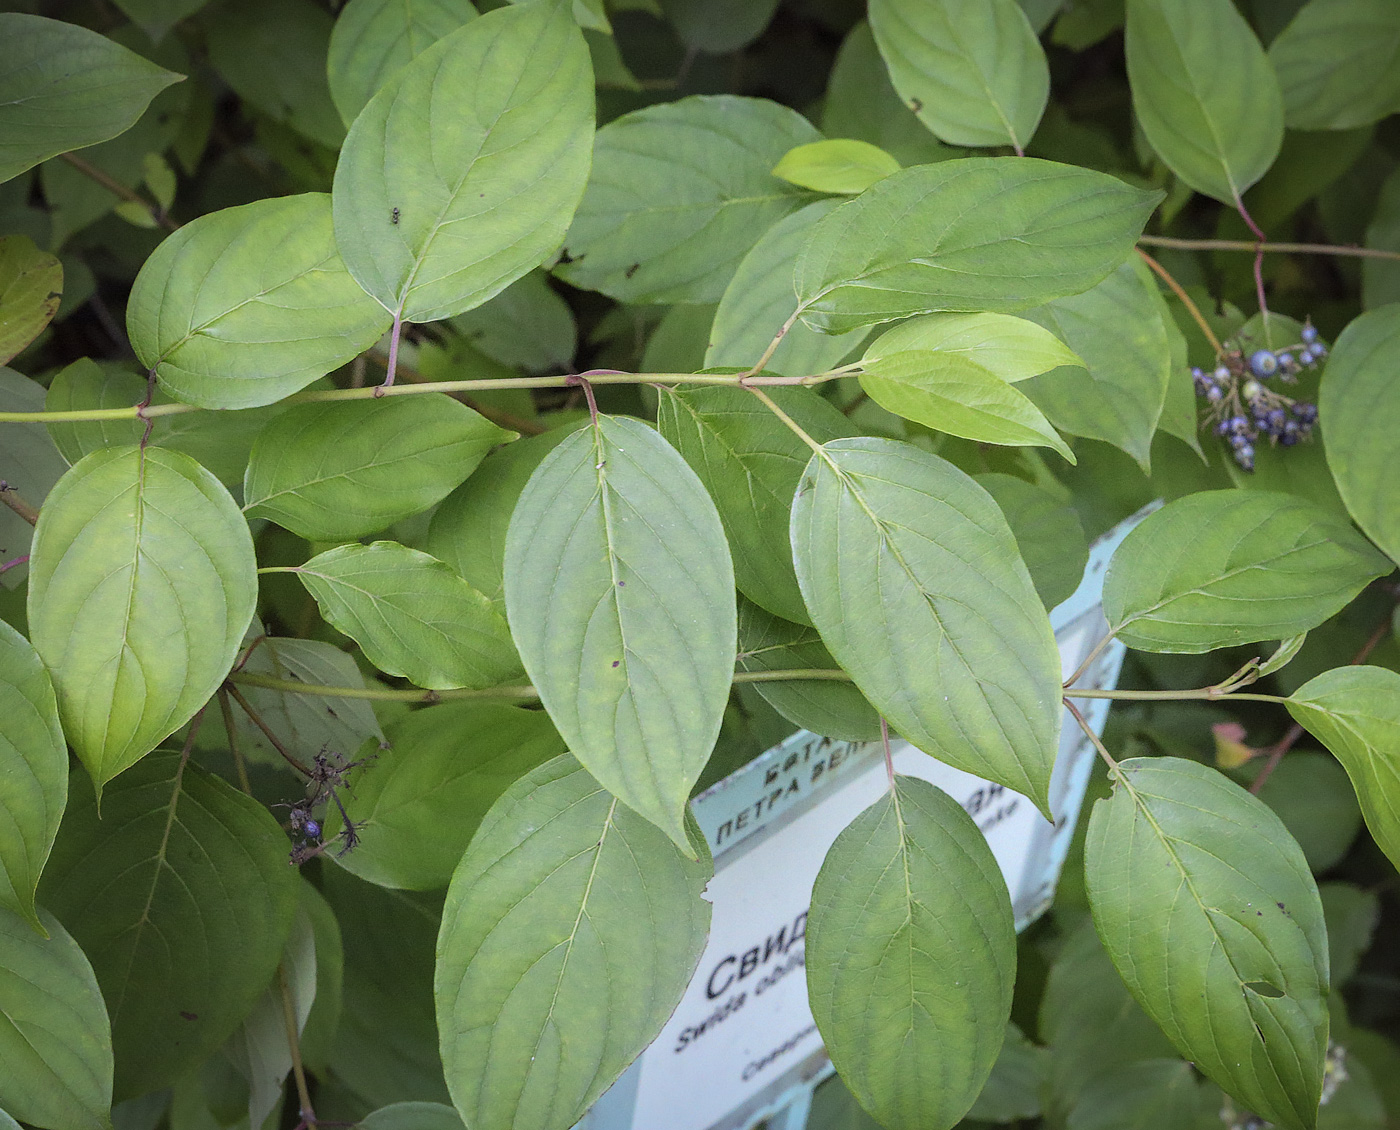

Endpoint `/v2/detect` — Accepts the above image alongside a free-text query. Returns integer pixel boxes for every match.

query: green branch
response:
[227,666,857,704]
[1139,234,1400,262]
[0,368,852,425]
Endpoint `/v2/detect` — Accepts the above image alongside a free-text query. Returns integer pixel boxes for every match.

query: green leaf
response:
[1269,0,1400,130]
[1019,258,1174,470]
[1101,489,1391,653]
[0,368,69,592]
[328,0,478,126]
[503,415,736,848]
[657,0,778,53]
[331,702,564,890]
[869,0,1049,150]
[322,869,450,1106]
[127,194,391,410]
[858,350,1076,459]
[1260,633,1309,678]
[111,0,210,44]
[0,905,112,1130]
[40,752,299,1100]
[772,139,901,195]
[554,95,820,303]
[228,634,385,769]
[0,14,182,184]
[27,447,257,790]
[790,437,1061,811]
[449,271,576,375]
[823,21,957,168]
[1319,304,1400,565]
[1319,883,1380,985]
[807,775,1016,1130]
[435,754,712,1130]
[794,158,1162,334]
[975,472,1090,610]
[1039,916,1177,1124]
[867,312,1086,383]
[736,596,882,742]
[296,880,343,1073]
[204,0,343,149]
[1085,756,1328,1130]
[222,896,317,1130]
[1066,1059,1209,1130]
[0,620,66,932]
[1247,750,1362,874]
[705,200,866,378]
[293,541,520,691]
[1362,169,1400,311]
[0,235,60,364]
[1125,0,1284,203]
[243,395,510,541]
[424,428,574,607]
[1288,665,1400,875]
[656,384,851,625]
[360,1104,465,1130]
[967,1023,1046,1123]
[333,0,593,323]
[44,359,283,488]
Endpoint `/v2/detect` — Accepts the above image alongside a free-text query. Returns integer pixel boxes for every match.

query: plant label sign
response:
[577,508,1145,1130]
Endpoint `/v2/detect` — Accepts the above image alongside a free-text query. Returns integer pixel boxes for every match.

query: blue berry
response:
[1281,421,1300,446]
[1230,431,1250,449]
[304,819,321,838]
[1312,342,1328,359]
[1298,347,1314,365]
[1294,402,1317,423]
[1206,385,1223,403]
[1249,350,1279,377]
[1229,415,1249,434]
[1213,365,1231,383]
[1301,323,1318,344]
[1234,445,1255,471]
[1266,408,1287,431]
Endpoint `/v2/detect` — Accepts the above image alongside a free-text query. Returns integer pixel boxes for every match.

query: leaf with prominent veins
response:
[436,755,711,1130]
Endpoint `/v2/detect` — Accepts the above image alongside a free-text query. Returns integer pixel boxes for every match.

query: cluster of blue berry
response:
[283,747,370,864]
[1191,323,1325,472]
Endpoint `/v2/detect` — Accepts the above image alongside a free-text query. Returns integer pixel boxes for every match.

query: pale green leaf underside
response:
[869,0,1048,149]
[504,416,736,849]
[126,194,390,410]
[1288,665,1400,876]
[808,775,1016,1130]
[27,446,258,789]
[1102,489,1391,653]
[1319,304,1400,566]
[296,541,520,692]
[0,906,112,1130]
[1085,757,1328,1130]
[333,0,594,323]
[1125,0,1284,203]
[794,158,1162,334]
[1268,0,1400,131]
[865,311,1085,383]
[705,199,866,379]
[40,754,298,1100]
[0,13,182,184]
[655,383,851,626]
[0,621,66,931]
[859,350,1075,459]
[790,437,1061,811]
[555,94,819,304]
[243,395,510,541]
[327,0,479,125]
[435,754,711,1130]
[771,138,901,195]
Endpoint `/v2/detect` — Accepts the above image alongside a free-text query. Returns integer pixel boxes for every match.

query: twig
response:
[1063,632,1116,689]
[278,963,317,1129]
[880,717,895,788]
[1065,697,1118,773]
[1137,249,1224,355]
[218,689,252,795]
[224,682,313,777]
[1139,234,1400,262]
[1065,688,1287,704]
[0,483,39,525]
[1233,194,1271,329]
[1250,613,1393,794]
[0,554,28,575]
[58,152,178,232]
[376,311,403,395]
[367,352,547,435]
[743,309,802,378]
[225,667,856,704]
